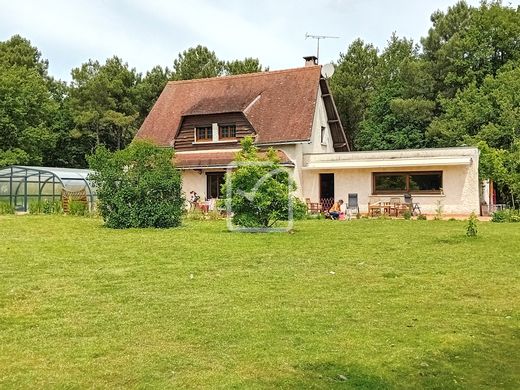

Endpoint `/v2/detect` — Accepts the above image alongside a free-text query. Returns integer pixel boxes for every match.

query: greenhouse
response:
[0,166,96,212]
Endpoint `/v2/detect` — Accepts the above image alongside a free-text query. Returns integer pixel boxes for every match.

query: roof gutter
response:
[254,139,311,147]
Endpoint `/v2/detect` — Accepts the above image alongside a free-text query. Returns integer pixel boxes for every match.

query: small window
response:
[195,126,212,142]
[219,124,236,139]
[321,126,326,144]
[373,171,442,194]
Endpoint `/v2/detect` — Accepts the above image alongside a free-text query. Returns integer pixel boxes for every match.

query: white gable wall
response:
[303,86,336,155]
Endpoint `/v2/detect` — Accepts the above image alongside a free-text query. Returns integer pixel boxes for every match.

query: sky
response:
[1,0,519,81]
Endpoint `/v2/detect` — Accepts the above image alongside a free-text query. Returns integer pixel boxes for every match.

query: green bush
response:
[222,137,301,229]
[466,212,478,237]
[403,210,412,220]
[292,198,308,221]
[69,200,88,216]
[88,141,184,229]
[491,209,520,223]
[491,210,507,222]
[29,201,43,214]
[0,201,14,214]
[417,214,427,220]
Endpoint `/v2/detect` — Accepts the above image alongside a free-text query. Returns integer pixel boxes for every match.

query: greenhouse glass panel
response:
[0,166,96,212]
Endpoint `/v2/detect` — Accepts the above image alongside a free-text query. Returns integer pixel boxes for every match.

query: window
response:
[219,124,236,139]
[373,171,442,194]
[207,172,225,199]
[320,126,326,144]
[195,126,212,142]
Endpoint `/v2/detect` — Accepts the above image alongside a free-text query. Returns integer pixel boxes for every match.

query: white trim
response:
[303,157,473,170]
[191,140,238,145]
[177,149,242,155]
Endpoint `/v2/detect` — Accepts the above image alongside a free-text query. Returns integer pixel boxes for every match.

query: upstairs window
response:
[195,126,212,142]
[320,126,326,144]
[219,124,236,139]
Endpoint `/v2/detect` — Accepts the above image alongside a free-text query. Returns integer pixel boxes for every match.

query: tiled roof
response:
[135,66,323,146]
[174,150,294,169]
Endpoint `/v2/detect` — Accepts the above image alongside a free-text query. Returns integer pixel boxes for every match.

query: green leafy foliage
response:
[224,57,265,75]
[68,200,88,216]
[466,212,478,236]
[88,141,184,228]
[173,45,224,80]
[491,209,520,223]
[0,201,14,215]
[222,137,300,229]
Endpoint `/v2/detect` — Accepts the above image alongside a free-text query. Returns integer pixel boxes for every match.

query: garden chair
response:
[368,197,382,217]
[305,198,322,214]
[346,193,360,219]
[390,196,408,217]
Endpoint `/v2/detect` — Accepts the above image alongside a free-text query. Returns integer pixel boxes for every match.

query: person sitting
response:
[328,199,344,220]
[188,191,200,211]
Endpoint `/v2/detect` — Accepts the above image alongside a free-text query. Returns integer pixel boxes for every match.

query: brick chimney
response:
[303,56,318,66]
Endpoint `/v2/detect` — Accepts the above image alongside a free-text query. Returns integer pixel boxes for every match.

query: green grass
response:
[0,216,519,389]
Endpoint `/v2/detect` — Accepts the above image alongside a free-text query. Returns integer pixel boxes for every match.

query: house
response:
[135,57,480,216]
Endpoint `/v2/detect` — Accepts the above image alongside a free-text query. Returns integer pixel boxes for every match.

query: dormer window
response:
[195,126,212,142]
[219,124,236,139]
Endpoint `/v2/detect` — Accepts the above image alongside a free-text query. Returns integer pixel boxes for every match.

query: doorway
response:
[319,173,335,211]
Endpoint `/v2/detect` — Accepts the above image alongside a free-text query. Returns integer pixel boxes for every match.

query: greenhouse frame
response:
[0,166,96,212]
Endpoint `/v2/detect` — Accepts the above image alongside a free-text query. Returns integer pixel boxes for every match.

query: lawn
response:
[0,216,519,389]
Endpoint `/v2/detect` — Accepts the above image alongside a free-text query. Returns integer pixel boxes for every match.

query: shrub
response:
[0,201,14,215]
[29,201,43,214]
[292,198,308,221]
[403,210,411,220]
[417,214,427,220]
[466,212,478,237]
[491,210,508,222]
[491,209,520,223]
[222,137,301,229]
[88,141,184,229]
[69,200,88,216]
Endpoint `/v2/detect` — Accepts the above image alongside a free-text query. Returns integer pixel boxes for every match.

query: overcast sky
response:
[1,0,519,81]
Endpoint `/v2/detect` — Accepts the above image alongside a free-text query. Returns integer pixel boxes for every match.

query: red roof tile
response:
[135,66,322,146]
[174,150,294,169]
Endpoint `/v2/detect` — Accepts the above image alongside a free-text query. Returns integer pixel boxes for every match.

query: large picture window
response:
[373,171,442,194]
[195,126,212,142]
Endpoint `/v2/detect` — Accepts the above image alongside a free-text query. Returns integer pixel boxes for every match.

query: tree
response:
[224,57,265,75]
[134,65,172,123]
[329,39,379,145]
[69,56,140,158]
[222,137,304,229]
[0,35,49,78]
[428,62,520,150]
[422,1,520,97]
[0,65,57,166]
[172,45,224,80]
[88,140,184,228]
[355,35,435,150]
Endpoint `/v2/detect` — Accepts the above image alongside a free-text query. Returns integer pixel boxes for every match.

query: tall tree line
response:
[0,40,265,168]
[330,0,520,205]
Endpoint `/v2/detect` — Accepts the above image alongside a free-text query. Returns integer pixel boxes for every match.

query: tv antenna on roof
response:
[305,33,340,63]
